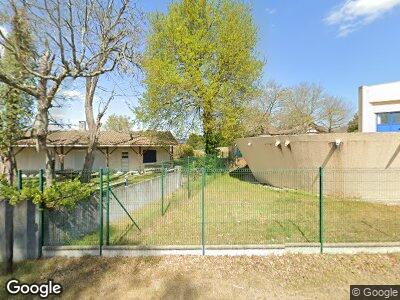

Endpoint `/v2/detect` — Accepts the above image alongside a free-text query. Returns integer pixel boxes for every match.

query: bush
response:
[0,178,92,209]
[175,144,194,158]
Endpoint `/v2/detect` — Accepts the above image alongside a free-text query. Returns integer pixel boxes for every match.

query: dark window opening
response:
[143,150,157,163]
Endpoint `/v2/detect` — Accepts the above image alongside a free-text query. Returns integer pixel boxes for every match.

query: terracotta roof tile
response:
[17,130,178,147]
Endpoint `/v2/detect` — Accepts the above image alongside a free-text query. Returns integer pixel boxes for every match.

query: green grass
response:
[50,173,400,246]
[97,173,400,246]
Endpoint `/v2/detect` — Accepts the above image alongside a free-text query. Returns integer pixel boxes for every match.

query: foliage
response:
[104,114,135,132]
[41,179,92,209]
[186,133,205,150]
[175,144,195,158]
[137,0,263,153]
[347,113,359,132]
[0,8,35,180]
[0,178,92,209]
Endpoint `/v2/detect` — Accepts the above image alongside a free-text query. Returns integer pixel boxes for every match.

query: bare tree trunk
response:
[34,94,55,187]
[81,132,98,182]
[81,77,101,182]
[0,156,5,174]
[202,97,218,155]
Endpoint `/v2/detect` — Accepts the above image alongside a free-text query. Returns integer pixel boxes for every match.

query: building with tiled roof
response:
[13,129,178,172]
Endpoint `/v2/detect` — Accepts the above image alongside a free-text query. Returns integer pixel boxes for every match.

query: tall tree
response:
[187,133,205,150]
[104,114,135,132]
[136,0,263,154]
[321,95,350,132]
[81,0,142,181]
[243,81,286,136]
[243,82,350,136]
[0,7,34,274]
[275,83,349,134]
[0,0,140,186]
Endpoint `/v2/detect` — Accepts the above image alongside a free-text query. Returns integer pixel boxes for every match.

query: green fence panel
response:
[323,169,400,244]
[99,169,104,255]
[30,167,400,248]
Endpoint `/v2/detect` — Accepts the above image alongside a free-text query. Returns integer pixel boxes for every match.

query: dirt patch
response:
[1,254,399,299]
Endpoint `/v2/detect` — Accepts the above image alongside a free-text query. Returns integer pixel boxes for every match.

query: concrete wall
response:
[0,200,39,262]
[236,132,400,203]
[44,168,182,246]
[11,146,172,172]
[359,81,400,132]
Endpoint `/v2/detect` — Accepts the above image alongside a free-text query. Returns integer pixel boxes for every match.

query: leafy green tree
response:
[175,144,194,158]
[136,0,263,154]
[104,114,134,132]
[187,133,205,150]
[0,7,34,274]
[347,113,359,132]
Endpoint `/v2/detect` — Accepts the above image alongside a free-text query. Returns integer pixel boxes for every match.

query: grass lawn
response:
[1,254,399,299]
[97,173,400,246]
[104,171,159,187]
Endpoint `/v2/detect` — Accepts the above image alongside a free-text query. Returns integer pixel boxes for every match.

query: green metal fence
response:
[28,166,400,253]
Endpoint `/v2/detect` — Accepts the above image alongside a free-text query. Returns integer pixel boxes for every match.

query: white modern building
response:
[359,81,400,132]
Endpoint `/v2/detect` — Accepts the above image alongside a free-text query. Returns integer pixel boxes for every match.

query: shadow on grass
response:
[229,166,258,184]
[160,274,198,299]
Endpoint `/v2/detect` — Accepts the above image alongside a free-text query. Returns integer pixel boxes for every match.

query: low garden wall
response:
[44,168,182,246]
[0,200,39,262]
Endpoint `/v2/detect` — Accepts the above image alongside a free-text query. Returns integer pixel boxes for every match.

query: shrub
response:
[0,178,92,209]
[175,144,194,158]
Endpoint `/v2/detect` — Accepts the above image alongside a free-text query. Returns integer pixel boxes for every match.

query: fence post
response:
[106,168,110,246]
[99,169,104,256]
[161,164,165,216]
[319,166,324,254]
[38,169,44,258]
[201,167,205,255]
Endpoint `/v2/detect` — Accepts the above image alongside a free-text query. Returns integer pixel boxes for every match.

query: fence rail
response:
[33,166,400,253]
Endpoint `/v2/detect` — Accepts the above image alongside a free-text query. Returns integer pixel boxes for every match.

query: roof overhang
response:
[14,144,176,148]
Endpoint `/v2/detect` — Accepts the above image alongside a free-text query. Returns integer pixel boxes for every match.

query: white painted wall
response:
[359,81,400,132]
[11,146,172,172]
[15,148,46,170]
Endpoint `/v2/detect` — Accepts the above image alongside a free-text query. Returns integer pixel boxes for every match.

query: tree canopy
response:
[0,8,34,182]
[243,82,351,136]
[187,133,205,150]
[347,113,359,132]
[136,0,263,153]
[104,114,135,132]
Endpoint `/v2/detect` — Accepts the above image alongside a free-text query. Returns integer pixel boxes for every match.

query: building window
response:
[121,151,129,171]
[377,113,389,125]
[143,150,156,163]
[376,112,400,132]
[392,112,400,124]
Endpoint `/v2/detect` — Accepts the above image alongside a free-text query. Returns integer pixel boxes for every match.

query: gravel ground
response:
[1,253,399,299]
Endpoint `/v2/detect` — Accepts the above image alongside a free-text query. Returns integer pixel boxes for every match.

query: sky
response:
[55,0,400,128]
